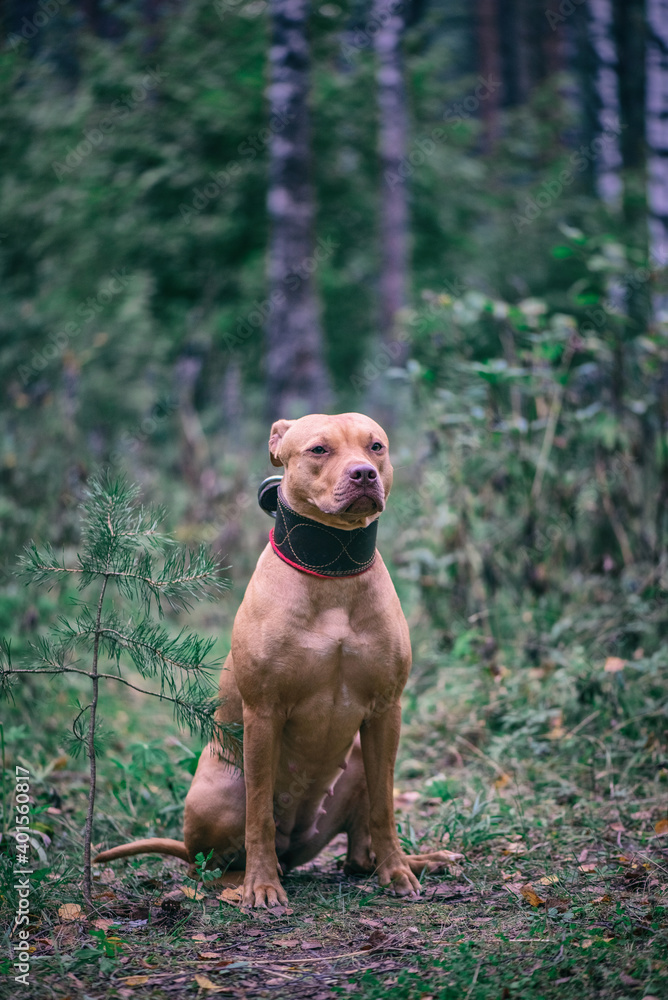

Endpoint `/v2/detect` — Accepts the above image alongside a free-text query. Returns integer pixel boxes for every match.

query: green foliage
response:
[2,472,234,749]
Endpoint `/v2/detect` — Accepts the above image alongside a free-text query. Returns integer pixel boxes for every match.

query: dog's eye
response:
[310,446,327,455]
[370,442,383,452]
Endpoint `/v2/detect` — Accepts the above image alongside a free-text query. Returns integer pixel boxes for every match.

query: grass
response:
[1,458,668,998]
[1,664,667,999]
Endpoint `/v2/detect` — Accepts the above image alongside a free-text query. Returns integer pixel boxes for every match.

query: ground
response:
[3,746,667,1000]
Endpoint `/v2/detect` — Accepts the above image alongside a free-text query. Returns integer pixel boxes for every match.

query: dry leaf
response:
[275,938,299,948]
[654,818,668,835]
[592,894,612,904]
[537,875,559,885]
[503,882,525,897]
[120,976,150,986]
[217,887,243,905]
[494,773,512,789]
[179,885,204,900]
[520,884,546,907]
[194,974,225,992]
[579,938,594,949]
[604,656,626,673]
[92,918,113,931]
[197,952,222,960]
[578,863,597,873]
[58,904,84,922]
[301,939,323,950]
[578,848,588,863]
[501,842,525,855]
[632,810,653,821]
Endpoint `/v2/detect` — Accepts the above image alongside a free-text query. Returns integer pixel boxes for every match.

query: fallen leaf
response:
[58,904,84,922]
[580,938,594,949]
[180,885,204,900]
[194,975,226,992]
[578,863,597,873]
[92,918,113,931]
[632,810,653,821]
[654,818,668,836]
[503,882,525,897]
[538,875,559,885]
[197,952,222,960]
[301,940,323,950]
[592,894,612,904]
[120,976,150,986]
[217,887,243,906]
[274,938,299,948]
[501,842,525,855]
[494,773,512,789]
[520,884,546,907]
[604,656,626,673]
[266,979,286,987]
[578,848,588,863]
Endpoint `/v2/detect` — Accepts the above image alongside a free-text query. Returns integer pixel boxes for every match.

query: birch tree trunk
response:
[647,0,668,266]
[374,0,409,360]
[266,0,331,418]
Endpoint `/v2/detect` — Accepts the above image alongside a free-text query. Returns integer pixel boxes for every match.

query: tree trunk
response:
[647,0,668,265]
[574,0,602,197]
[374,0,409,358]
[612,0,650,329]
[266,0,331,419]
[476,0,502,150]
[588,0,622,203]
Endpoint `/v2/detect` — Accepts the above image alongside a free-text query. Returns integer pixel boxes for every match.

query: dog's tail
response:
[93,838,190,864]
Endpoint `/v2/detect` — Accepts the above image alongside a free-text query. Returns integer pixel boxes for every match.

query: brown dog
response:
[94,413,459,906]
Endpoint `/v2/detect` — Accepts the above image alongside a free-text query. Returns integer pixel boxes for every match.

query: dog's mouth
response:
[344,495,380,515]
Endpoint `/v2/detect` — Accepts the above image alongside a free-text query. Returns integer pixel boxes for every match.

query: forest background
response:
[1,1,668,998]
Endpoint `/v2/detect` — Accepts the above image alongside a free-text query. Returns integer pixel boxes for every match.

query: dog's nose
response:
[347,464,377,485]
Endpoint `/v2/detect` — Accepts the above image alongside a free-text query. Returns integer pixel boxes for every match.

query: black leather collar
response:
[258,478,378,579]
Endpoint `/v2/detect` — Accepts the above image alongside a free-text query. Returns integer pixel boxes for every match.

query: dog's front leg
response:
[360,701,421,896]
[241,706,288,907]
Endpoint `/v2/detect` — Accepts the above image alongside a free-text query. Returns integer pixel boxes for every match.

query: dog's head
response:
[268,413,393,530]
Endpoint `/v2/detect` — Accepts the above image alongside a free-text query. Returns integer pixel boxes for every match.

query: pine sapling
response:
[0,473,240,909]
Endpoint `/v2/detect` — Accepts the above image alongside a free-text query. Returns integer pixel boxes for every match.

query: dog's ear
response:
[269,419,295,467]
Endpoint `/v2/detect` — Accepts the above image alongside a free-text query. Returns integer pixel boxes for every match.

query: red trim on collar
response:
[269,528,375,579]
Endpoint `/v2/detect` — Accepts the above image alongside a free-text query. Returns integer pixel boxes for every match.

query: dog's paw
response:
[242,875,289,908]
[378,864,421,897]
[404,850,464,876]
